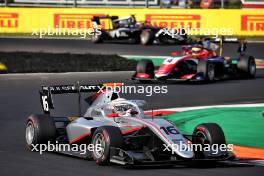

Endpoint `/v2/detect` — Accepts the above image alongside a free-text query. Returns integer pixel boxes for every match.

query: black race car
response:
[91,15,187,45]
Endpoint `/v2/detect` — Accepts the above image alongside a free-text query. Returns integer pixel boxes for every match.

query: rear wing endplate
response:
[39,84,101,114]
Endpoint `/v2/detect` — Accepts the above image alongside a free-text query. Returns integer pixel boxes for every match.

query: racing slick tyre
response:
[91,30,105,43]
[197,60,215,82]
[91,34,104,43]
[25,114,56,150]
[130,34,141,44]
[136,59,155,83]
[140,30,154,45]
[237,55,256,78]
[192,123,226,159]
[91,126,123,166]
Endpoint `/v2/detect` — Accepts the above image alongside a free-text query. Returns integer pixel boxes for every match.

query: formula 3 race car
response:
[25,84,232,166]
[132,44,256,83]
[91,15,187,45]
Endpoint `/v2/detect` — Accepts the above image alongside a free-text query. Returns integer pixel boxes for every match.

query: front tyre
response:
[192,123,226,159]
[25,114,56,150]
[136,59,155,83]
[197,60,215,82]
[140,30,154,45]
[92,126,123,165]
[237,55,256,78]
[91,30,105,43]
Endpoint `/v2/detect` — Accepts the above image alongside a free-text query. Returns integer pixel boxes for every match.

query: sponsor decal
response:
[145,14,201,29]
[0,13,18,28]
[241,15,264,32]
[54,13,105,29]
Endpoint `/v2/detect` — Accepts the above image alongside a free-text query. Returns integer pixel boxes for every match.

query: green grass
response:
[163,107,264,148]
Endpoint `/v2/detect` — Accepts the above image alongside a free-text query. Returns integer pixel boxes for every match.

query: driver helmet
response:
[119,17,135,26]
[111,99,138,117]
[127,17,135,24]
[191,45,202,55]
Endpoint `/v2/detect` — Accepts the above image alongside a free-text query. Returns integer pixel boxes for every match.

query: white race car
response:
[25,84,232,165]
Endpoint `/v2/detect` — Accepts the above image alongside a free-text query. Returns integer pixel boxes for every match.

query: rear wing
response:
[40,84,101,115]
[39,83,124,115]
[91,15,118,25]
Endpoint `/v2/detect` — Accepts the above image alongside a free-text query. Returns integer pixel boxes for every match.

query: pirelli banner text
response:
[0,8,264,36]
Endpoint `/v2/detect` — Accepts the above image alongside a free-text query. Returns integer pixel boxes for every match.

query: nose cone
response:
[170,140,194,159]
[171,52,178,57]
[156,64,174,77]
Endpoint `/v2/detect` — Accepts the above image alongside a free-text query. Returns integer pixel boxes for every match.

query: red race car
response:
[132,44,256,83]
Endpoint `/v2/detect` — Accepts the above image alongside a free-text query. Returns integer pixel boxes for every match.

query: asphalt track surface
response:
[0,38,264,175]
[0,38,264,58]
[1,70,264,176]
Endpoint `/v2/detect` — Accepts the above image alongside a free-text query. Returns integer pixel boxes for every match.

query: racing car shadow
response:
[121,161,255,170]
[99,40,184,46]
[129,76,264,86]
[50,152,255,169]
[128,68,264,85]
[129,80,238,86]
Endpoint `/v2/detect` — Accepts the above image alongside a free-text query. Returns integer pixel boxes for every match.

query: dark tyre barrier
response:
[0,52,137,73]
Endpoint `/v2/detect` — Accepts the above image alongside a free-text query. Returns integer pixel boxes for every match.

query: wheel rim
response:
[92,34,99,41]
[93,133,106,159]
[196,131,209,145]
[26,122,34,145]
[141,32,148,44]
[207,64,215,81]
[146,64,153,75]
[249,60,256,76]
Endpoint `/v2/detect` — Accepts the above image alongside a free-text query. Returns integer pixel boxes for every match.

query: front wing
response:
[109,147,233,165]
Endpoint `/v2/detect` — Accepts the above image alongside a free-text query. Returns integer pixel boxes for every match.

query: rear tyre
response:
[91,30,105,43]
[237,55,256,78]
[25,114,56,150]
[140,30,154,45]
[178,28,188,44]
[192,123,226,158]
[136,59,155,83]
[92,126,123,166]
[197,60,215,82]
[131,34,141,44]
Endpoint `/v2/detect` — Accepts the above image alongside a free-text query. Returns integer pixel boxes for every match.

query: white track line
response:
[150,103,264,112]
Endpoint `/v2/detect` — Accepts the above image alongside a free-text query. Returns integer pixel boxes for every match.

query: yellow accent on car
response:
[0,8,263,36]
[192,47,201,52]
[0,63,7,71]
